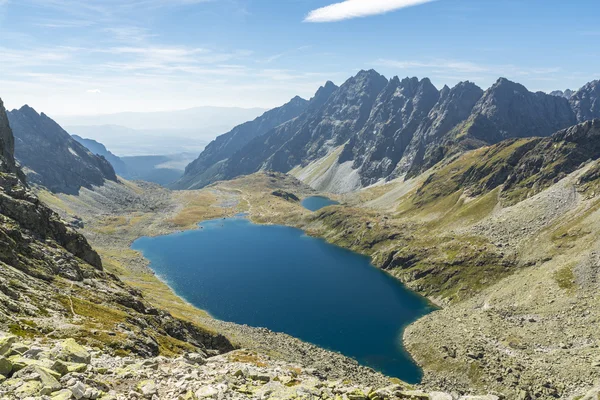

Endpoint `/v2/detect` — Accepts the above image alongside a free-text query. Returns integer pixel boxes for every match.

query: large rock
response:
[0,335,17,356]
[56,339,91,364]
[0,356,12,376]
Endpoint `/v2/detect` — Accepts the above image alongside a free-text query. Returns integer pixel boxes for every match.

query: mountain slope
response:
[8,106,117,194]
[72,134,127,175]
[174,95,310,189]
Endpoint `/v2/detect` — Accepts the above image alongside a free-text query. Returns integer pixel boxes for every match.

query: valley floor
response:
[37,169,600,399]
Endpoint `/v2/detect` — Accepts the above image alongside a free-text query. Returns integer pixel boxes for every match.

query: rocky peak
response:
[463,77,576,143]
[570,80,600,122]
[307,80,339,111]
[7,106,118,194]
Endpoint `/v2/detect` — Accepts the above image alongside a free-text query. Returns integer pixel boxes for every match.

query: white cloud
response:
[305,0,436,23]
[86,89,102,93]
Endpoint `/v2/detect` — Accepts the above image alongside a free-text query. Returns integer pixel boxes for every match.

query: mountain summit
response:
[8,106,117,194]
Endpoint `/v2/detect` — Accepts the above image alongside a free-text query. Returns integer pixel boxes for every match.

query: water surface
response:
[301,196,339,211]
[132,217,433,383]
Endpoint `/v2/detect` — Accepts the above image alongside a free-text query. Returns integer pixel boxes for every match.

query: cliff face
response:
[8,106,117,194]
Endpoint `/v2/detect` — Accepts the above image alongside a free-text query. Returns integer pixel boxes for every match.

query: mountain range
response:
[175,71,600,193]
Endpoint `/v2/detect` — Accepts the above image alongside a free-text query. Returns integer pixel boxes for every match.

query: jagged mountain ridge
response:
[180,70,600,193]
[7,106,118,194]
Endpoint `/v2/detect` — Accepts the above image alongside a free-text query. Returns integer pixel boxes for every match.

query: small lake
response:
[132,217,434,383]
[301,196,339,211]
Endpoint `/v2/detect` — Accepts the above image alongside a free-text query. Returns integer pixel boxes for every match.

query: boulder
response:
[0,335,17,356]
[137,379,158,398]
[0,356,12,376]
[57,338,91,364]
[51,389,75,400]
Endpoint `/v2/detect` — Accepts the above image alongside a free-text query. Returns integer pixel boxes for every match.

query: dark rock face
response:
[341,77,440,186]
[8,106,117,194]
[403,81,484,177]
[72,135,127,175]
[173,95,310,190]
[462,78,577,144]
[570,80,600,122]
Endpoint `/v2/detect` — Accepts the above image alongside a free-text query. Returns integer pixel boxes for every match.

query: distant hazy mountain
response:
[7,106,117,194]
[66,125,208,157]
[72,133,194,186]
[177,70,600,193]
[174,95,311,189]
[550,89,574,99]
[55,106,266,133]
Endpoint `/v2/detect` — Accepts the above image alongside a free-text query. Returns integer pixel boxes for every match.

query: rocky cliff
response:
[180,71,600,193]
[8,106,117,194]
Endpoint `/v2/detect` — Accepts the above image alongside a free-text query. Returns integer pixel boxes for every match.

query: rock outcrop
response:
[8,106,117,194]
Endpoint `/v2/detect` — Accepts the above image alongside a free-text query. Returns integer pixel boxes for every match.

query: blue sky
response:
[0,0,598,116]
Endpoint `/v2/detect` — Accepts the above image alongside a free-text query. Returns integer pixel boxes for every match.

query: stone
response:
[0,355,12,376]
[195,386,219,399]
[398,391,431,399]
[137,380,158,398]
[14,365,62,393]
[347,389,368,400]
[430,393,453,400]
[70,381,86,400]
[51,389,74,400]
[0,335,17,356]
[15,380,43,396]
[185,352,207,365]
[57,339,91,364]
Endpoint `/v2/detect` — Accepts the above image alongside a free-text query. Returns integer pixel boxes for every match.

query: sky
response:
[0,0,599,116]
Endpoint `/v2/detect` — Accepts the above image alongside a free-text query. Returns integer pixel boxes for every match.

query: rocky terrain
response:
[7,106,117,194]
[0,332,510,400]
[178,70,600,194]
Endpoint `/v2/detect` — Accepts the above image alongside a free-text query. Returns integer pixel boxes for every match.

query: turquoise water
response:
[132,217,434,383]
[301,196,339,211]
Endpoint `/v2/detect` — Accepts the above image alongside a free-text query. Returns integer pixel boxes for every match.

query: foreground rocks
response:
[0,333,503,400]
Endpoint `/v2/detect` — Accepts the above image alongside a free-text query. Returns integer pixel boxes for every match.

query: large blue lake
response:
[132,217,434,383]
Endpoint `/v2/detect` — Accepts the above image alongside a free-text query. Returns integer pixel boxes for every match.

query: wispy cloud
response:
[305,0,436,23]
[86,89,102,94]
